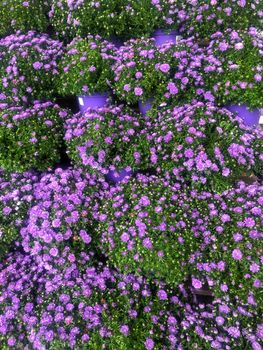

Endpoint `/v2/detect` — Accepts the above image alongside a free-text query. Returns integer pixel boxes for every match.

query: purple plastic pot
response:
[105,168,133,184]
[138,98,153,115]
[152,29,179,47]
[110,36,123,48]
[77,92,109,112]
[225,104,260,127]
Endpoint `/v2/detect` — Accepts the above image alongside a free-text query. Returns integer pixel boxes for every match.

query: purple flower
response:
[215,316,225,326]
[145,338,154,350]
[33,62,43,70]
[123,84,131,91]
[167,82,178,94]
[159,63,170,73]
[232,248,243,261]
[157,290,168,300]
[142,238,153,250]
[227,326,241,338]
[254,74,262,82]
[121,232,130,243]
[80,230,92,244]
[134,87,143,96]
[120,325,129,336]
[221,214,231,223]
[192,278,202,289]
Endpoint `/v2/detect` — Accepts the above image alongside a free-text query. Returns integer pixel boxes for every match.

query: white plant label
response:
[78,97,84,106]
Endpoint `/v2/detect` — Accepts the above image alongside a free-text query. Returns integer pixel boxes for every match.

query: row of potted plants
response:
[0,166,261,349]
[1,1,261,41]
[0,29,262,125]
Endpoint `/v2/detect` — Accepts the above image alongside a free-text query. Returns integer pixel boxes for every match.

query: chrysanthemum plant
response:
[64,106,151,177]
[112,38,176,105]
[57,36,117,97]
[181,0,263,39]
[149,102,263,191]
[0,0,49,37]
[50,0,167,41]
[0,31,63,104]
[21,168,109,259]
[0,102,69,172]
[202,28,263,110]
[98,174,202,285]
[191,182,263,309]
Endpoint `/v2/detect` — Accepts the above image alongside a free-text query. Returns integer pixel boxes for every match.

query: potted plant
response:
[21,167,109,257]
[190,181,262,308]
[202,28,263,123]
[57,36,117,112]
[0,101,69,172]
[0,31,63,104]
[0,0,49,37]
[64,105,151,182]
[148,102,263,191]
[111,38,175,112]
[97,173,202,284]
[50,0,164,41]
[180,0,262,39]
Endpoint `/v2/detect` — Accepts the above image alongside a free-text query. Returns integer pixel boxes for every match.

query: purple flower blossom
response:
[232,249,243,261]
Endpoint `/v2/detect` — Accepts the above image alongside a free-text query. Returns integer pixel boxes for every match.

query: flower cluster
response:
[0,31,63,104]
[64,105,151,177]
[21,167,109,258]
[57,36,117,96]
[191,181,263,308]
[149,102,263,190]
[202,28,263,109]
[0,249,114,349]
[162,38,209,106]
[112,38,176,105]
[181,297,262,350]
[97,174,202,285]
[0,102,68,172]
[181,0,263,39]
[0,0,49,37]
[49,0,172,41]
[0,170,38,258]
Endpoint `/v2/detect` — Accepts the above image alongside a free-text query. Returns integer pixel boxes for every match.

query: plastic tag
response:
[78,97,84,106]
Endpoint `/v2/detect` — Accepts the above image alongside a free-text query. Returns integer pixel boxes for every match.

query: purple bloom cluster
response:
[21,167,109,258]
[57,35,117,96]
[149,102,263,189]
[65,105,151,177]
[180,0,262,39]
[0,31,63,104]
[0,1,262,349]
[0,0,49,36]
[97,173,214,285]
[0,101,69,171]
[112,38,176,104]
[202,28,263,108]
[191,181,263,307]
[49,0,177,40]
